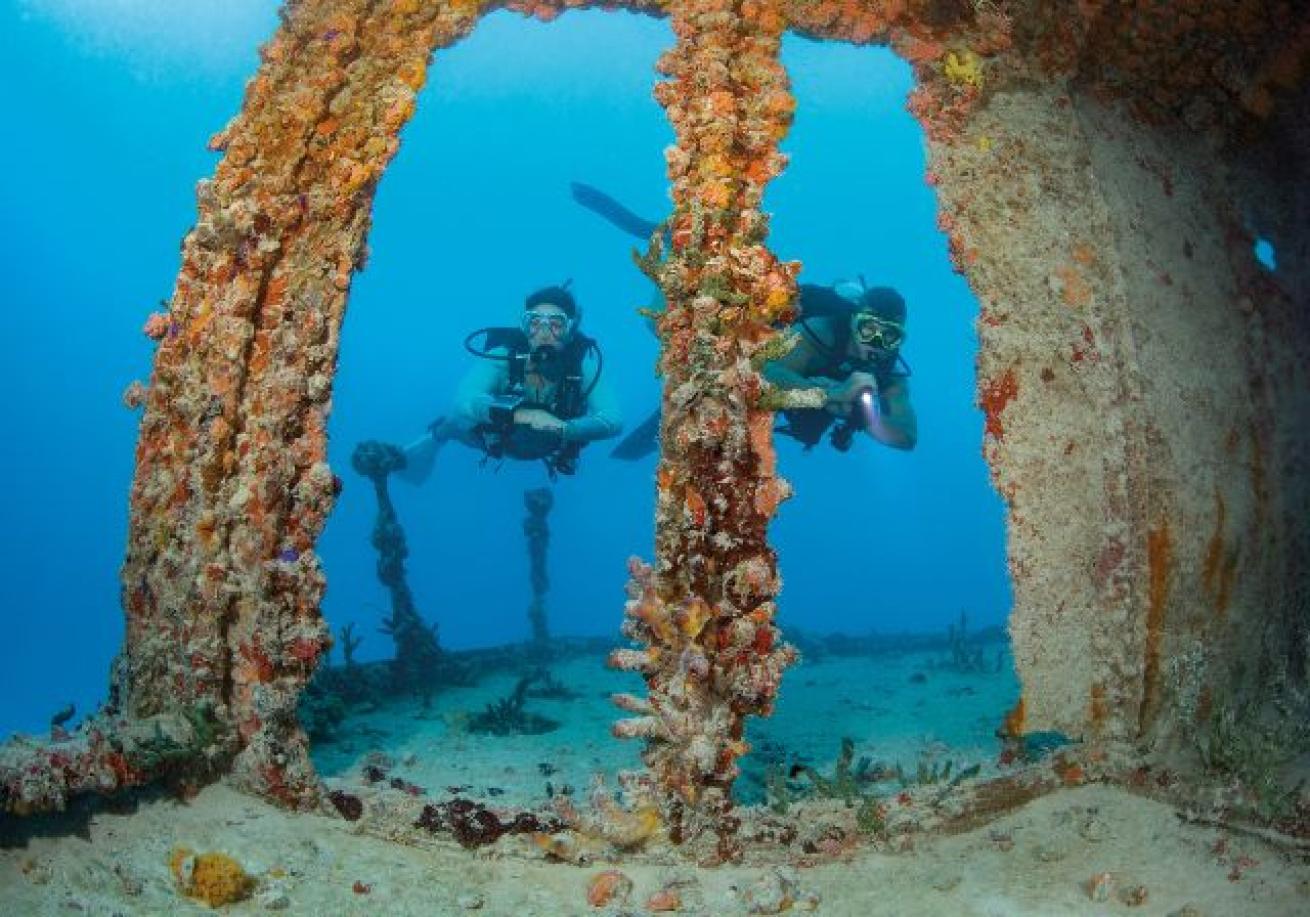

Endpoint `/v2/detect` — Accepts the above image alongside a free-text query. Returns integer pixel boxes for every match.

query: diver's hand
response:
[827,372,878,411]
[513,408,567,435]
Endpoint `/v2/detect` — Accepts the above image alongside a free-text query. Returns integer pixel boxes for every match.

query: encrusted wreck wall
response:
[929,80,1309,750]
[1231,81,1310,705]
[924,85,1153,745]
[1077,96,1309,748]
[4,0,1307,828]
[916,2,1310,755]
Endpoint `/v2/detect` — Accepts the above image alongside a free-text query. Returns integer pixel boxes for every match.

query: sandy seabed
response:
[311,647,1013,811]
[3,651,1308,915]
[4,781,1308,915]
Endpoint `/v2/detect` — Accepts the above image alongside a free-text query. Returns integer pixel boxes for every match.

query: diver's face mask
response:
[522,307,573,347]
[853,313,905,351]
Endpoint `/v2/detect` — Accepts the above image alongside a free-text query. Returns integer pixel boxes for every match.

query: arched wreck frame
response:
[3,0,1307,854]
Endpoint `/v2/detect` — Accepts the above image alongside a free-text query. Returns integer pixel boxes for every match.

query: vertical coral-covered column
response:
[524,488,555,649]
[608,0,799,857]
[119,0,481,808]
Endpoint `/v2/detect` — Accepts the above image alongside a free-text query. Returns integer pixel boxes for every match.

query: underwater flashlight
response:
[855,387,879,432]
[829,387,879,452]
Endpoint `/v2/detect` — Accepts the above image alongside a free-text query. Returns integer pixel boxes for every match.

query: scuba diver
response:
[764,280,917,452]
[398,283,623,483]
[569,181,917,457]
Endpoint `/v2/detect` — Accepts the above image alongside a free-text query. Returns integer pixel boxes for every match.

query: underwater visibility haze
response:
[1,4,1009,737]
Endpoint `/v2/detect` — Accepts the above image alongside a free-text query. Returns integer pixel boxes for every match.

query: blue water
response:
[0,6,1008,739]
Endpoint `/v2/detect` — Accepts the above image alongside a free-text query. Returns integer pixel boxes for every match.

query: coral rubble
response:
[0,709,213,815]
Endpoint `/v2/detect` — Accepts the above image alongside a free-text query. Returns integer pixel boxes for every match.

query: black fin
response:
[610,407,661,460]
[570,182,660,241]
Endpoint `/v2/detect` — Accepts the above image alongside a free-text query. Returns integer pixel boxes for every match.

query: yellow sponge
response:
[169,846,255,908]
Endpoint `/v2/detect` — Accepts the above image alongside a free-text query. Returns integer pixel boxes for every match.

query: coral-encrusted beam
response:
[607,0,800,858]
[0,713,208,815]
[524,487,555,648]
[116,0,480,809]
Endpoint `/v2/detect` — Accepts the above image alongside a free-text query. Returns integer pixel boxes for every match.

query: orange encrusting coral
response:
[979,368,1019,441]
[1066,0,1309,131]
[1201,490,1237,619]
[1000,697,1026,738]
[1053,264,1092,308]
[1138,520,1173,733]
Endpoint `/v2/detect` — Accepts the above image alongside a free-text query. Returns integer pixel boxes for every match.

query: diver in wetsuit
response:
[569,182,917,456]
[398,284,623,483]
[765,282,917,452]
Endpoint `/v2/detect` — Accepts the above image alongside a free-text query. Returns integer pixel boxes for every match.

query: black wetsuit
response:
[775,285,909,451]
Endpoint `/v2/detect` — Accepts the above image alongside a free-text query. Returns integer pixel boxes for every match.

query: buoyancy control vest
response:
[463,327,602,476]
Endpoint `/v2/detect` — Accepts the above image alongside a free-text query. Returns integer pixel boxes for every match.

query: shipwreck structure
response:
[3,0,1306,853]
[523,487,555,650]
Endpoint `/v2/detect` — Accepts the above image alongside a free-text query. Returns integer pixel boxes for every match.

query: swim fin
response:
[610,407,661,460]
[570,181,660,241]
[397,418,451,485]
[397,432,439,485]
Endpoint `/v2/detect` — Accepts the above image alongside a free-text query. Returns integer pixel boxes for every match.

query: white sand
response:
[3,649,1307,915]
[4,780,1308,915]
[312,649,1014,810]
